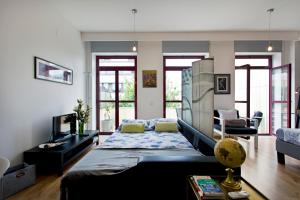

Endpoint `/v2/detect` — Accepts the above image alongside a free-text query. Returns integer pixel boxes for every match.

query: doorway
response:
[235,56,291,134]
[235,55,272,134]
[96,56,137,134]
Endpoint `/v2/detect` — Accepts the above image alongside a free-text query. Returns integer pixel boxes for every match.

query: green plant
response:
[103,103,113,120]
[121,79,134,107]
[73,99,91,123]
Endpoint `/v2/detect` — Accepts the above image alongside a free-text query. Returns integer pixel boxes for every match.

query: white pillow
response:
[218,109,237,125]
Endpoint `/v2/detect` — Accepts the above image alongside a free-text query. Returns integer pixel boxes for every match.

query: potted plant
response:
[73,99,91,135]
[101,103,113,132]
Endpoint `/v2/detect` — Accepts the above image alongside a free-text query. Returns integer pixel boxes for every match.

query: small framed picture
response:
[34,57,73,85]
[214,74,230,94]
[143,70,157,88]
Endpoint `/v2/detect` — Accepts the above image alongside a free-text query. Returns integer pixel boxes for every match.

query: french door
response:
[235,55,272,134]
[270,64,291,134]
[96,56,137,134]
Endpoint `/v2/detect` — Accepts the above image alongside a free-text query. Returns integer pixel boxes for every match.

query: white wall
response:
[0,0,85,165]
[210,41,235,109]
[294,41,300,127]
[282,41,296,127]
[137,42,163,119]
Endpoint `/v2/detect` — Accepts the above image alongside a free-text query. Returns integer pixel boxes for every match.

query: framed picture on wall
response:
[214,74,230,94]
[34,57,73,85]
[143,70,157,88]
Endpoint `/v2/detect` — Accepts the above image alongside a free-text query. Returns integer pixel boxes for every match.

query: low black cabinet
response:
[24,130,99,175]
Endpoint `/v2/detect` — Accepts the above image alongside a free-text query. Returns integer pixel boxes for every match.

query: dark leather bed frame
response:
[61,119,240,200]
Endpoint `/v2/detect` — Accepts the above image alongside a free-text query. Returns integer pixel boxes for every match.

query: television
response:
[52,113,76,142]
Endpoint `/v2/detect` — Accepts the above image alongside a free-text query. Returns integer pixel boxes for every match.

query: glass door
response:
[99,71,116,133]
[235,55,272,134]
[250,69,270,133]
[270,64,291,134]
[118,71,136,125]
[96,56,137,134]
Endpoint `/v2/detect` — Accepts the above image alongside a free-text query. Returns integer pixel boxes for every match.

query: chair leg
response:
[277,152,285,164]
[254,135,258,149]
[221,132,225,139]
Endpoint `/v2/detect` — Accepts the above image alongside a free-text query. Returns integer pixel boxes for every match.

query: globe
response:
[214,138,246,168]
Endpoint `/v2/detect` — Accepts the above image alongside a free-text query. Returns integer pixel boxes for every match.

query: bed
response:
[61,119,240,200]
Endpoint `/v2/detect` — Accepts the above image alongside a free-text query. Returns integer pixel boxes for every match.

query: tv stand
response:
[24,130,99,175]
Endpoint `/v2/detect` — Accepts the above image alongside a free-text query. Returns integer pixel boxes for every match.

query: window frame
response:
[96,56,137,135]
[163,56,204,118]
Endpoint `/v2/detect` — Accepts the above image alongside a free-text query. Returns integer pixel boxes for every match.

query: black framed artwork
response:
[214,74,230,94]
[34,57,73,85]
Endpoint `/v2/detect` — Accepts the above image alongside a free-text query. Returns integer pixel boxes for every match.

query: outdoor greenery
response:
[100,78,180,118]
[121,79,134,107]
[166,79,180,108]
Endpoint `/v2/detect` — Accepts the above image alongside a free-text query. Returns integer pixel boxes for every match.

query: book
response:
[191,176,225,199]
[189,177,204,198]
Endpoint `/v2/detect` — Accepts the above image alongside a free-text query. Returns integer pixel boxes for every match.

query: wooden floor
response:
[240,136,300,200]
[7,136,300,200]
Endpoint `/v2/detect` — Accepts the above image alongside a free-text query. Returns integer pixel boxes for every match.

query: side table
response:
[187,176,268,200]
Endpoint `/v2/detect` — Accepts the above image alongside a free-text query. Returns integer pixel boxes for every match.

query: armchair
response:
[213,110,260,149]
[250,111,263,128]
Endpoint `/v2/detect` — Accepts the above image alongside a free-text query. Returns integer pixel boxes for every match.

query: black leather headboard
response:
[178,119,216,156]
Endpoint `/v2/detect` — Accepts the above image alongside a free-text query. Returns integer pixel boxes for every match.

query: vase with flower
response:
[73,99,91,135]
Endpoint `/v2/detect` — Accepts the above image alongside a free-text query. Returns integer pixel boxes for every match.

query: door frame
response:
[96,56,137,134]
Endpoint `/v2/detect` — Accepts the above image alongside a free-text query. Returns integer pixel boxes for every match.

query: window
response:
[96,56,137,134]
[163,56,204,118]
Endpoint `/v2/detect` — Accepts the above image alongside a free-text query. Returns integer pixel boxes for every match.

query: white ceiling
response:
[50,0,300,32]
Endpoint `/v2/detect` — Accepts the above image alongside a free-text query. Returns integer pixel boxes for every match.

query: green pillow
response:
[155,122,178,132]
[121,123,145,133]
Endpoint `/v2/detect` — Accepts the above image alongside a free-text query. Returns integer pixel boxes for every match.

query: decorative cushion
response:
[155,122,178,132]
[119,119,151,131]
[218,109,238,125]
[121,123,145,133]
[224,119,246,127]
[149,118,177,129]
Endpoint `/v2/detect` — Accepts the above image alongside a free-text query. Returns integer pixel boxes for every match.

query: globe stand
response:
[221,168,241,191]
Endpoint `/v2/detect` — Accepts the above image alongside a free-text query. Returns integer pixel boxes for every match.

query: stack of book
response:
[190,176,225,199]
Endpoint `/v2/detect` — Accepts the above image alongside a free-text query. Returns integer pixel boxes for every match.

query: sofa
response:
[60,119,240,200]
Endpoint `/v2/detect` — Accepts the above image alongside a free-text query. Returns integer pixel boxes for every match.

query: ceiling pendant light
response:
[267,8,274,52]
[132,42,137,52]
[131,8,137,52]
